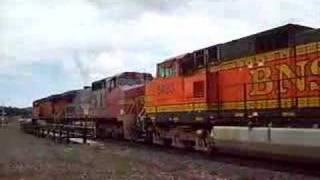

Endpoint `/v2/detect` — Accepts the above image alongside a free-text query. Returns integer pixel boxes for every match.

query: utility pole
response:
[1,102,5,128]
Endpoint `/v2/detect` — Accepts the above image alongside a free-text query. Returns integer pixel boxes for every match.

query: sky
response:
[0,0,319,107]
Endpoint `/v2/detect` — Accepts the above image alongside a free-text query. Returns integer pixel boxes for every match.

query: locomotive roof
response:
[92,71,152,84]
[158,23,315,65]
[295,28,320,45]
[159,53,191,65]
[223,23,313,43]
[33,89,81,104]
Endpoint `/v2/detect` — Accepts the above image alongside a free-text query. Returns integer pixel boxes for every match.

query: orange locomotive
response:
[145,24,320,151]
[33,90,80,123]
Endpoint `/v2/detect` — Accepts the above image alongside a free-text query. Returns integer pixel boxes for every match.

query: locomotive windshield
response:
[157,61,177,78]
[118,78,142,86]
[92,79,107,91]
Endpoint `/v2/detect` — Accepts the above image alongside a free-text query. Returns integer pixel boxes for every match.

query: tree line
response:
[0,106,32,118]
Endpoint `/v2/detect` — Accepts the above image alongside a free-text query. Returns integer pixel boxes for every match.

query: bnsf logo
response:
[158,83,175,95]
[249,58,319,96]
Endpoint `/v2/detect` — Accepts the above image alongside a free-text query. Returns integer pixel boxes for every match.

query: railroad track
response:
[96,138,320,178]
[20,122,320,178]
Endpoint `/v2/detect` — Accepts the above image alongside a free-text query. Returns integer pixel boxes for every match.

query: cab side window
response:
[194,50,205,68]
[158,63,176,78]
[207,46,219,64]
[182,56,195,75]
[108,78,117,92]
[159,66,166,78]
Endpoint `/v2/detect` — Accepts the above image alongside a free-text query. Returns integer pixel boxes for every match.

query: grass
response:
[0,121,138,180]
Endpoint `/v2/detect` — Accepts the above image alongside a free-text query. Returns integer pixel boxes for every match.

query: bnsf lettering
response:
[249,58,319,96]
[310,58,320,91]
[250,67,273,96]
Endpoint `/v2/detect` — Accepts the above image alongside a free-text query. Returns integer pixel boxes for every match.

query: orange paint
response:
[146,52,319,111]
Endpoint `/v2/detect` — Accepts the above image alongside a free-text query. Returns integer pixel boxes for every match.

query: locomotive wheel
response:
[152,132,164,145]
[195,137,214,154]
[172,135,186,149]
[144,131,153,144]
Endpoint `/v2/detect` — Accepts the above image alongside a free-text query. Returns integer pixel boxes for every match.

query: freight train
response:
[32,24,320,162]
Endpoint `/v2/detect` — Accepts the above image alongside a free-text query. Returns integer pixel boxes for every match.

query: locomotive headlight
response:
[173,117,179,122]
[252,112,259,117]
[196,129,203,135]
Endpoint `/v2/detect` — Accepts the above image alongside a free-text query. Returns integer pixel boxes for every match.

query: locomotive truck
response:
[32,24,320,162]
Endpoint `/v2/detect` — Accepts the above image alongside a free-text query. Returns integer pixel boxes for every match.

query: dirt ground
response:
[0,120,318,180]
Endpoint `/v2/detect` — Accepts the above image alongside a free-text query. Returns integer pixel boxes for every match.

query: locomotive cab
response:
[145,53,217,150]
[146,46,220,125]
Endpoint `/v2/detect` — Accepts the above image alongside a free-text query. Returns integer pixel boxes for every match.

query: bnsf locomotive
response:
[32,24,320,162]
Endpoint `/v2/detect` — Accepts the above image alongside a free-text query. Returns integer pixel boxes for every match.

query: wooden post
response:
[48,126,50,138]
[35,126,38,137]
[83,127,87,144]
[59,127,62,143]
[44,126,47,138]
[41,127,44,138]
[38,126,41,137]
[49,127,52,140]
[34,125,37,135]
[37,126,40,137]
[53,128,56,142]
[66,127,70,144]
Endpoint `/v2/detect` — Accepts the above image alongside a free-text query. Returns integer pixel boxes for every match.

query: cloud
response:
[0,0,319,107]
[87,0,192,17]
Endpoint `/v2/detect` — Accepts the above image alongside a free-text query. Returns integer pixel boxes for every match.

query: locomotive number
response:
[157,83,175,95]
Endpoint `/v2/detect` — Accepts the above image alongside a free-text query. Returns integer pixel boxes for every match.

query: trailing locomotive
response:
[32,72,153,139]
[91,72,152,139]
[32,24,320,162]
[33,90,80,123]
